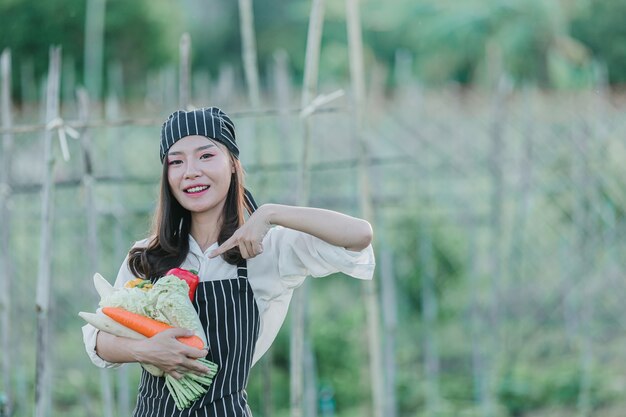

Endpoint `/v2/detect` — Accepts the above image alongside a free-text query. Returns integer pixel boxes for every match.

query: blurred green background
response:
[2,1,626,417]
[3,0,626,95]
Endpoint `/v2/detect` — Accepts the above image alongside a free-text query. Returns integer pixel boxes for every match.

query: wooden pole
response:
[272,50,294,172]
[0,48,14,417]
[379,248,397,417]
[292,2,325,417]
[506,87,534,294]
[105,90,131,417]
[77,88,116,417]
[34,45,61,417]
[238,0,261,109]
[570,121,592,417]
[237,0,261,172]
[84,0,106,103]
[179,33,192,109]
[419,224,440,416]
[346,1,384,417]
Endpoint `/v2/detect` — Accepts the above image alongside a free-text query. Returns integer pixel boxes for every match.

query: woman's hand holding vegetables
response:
[209,206,272,259]
[136,328,210,380]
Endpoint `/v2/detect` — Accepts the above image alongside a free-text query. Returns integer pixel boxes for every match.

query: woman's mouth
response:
[184,185,210,194]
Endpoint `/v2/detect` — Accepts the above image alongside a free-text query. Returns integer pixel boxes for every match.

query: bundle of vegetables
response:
[80,270,217,410]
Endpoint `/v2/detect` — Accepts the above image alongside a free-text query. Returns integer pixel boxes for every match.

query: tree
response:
[0,0,180,101]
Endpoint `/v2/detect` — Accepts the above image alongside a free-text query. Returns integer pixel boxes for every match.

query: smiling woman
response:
[81,107,375,417]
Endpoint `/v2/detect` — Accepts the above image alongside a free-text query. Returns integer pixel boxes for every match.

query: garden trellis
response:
[3,4,626,417]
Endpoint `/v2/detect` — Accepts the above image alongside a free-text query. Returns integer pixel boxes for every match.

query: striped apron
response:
[133,261,260,417]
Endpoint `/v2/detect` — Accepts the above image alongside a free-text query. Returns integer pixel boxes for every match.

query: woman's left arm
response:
[261,204,372,251]
[209,203,373,259]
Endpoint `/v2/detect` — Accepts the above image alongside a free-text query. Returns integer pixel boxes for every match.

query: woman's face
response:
[166,135,234,215]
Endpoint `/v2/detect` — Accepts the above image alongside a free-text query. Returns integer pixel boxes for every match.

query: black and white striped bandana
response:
[160,107,239,163]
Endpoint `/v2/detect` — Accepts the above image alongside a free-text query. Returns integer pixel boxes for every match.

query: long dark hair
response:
[128,153,250,280]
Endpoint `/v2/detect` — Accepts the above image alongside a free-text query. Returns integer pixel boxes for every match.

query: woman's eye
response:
[168,159,182,166]
[200,153,214,160]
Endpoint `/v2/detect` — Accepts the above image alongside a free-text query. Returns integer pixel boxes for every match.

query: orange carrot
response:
[102,307,204,350]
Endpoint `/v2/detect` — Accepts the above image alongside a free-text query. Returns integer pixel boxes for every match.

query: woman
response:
[82,107,375,416]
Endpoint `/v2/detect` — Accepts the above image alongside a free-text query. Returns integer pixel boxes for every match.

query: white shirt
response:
[82,225,375,368]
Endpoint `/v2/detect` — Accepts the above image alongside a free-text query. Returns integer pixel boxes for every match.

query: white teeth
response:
[186,185,208,193]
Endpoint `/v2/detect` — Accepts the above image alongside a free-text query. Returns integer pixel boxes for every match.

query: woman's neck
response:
[189,209,223,253]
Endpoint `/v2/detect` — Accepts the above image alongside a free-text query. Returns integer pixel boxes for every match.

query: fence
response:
[3,45,626,417]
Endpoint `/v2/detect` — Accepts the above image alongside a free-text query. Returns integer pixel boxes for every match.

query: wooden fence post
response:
[379,248,397,417]
[84,0,106,103]
[77,88,116,417]
[345,1,385,417]
[34,45,61,417]
[292,2,326,417]
[105,90,131,417]
[179,33,192,109]
[0,48,15,417]
[238,0,261,109]
[419,223,440,416]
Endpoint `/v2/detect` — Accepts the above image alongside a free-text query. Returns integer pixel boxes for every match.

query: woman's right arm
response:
[86,241,210,378]
[95,329,211,379]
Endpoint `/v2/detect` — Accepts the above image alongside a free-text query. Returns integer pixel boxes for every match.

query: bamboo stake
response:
[292,2,325,417]
[479,73,510,417]
[346,1,385,417]
[0,48,14,417]
[465,220,487,415]
[77,88,116,417]
[571,121,592,417]
[272,50,294,171]
[34,45,61,417]
[238,0,261,109]
[379,248,397,417]
[304,338,318,417]
[506,87,535,298]
[261,47,298,417]
[84,0,106,103]
[179,33,192,109]
[105,90,131,417]
[419,224,440,416]
[237,0,261,174]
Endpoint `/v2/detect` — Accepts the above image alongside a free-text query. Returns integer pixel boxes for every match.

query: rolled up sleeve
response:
[82,245,144,368]
[82,324,122,369]
[267,226,375,289]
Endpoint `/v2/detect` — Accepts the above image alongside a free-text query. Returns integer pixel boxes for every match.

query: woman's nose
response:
[184,161,201,178]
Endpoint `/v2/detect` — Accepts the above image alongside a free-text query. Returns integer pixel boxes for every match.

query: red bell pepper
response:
[166,268,200,301]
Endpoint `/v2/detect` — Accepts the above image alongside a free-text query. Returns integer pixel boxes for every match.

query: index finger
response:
[208,236,237,258]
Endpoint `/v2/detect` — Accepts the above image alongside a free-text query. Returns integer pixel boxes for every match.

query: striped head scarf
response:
[160,107,239,163]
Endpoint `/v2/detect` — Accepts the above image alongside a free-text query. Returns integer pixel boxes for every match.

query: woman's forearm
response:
[96,330,143,364]
[261,204,373,251]
[96,328,211,376]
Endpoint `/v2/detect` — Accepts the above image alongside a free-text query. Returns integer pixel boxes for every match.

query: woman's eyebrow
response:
[168,144,215,156]
[195,144,215,151]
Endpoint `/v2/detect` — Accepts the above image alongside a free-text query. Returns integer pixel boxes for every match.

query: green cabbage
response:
[99,275,205,344]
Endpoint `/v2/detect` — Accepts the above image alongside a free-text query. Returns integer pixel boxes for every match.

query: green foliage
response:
[0,0,180,100]
[571,0,626,85]
[4,0,626,95]
[102,0,180,95]
[390,213,464,318]
[498,361,613,416]
[0,0,85,79]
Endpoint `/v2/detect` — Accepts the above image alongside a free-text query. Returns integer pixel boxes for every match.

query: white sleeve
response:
[247,226,375,365]
[267,226,375,289]
[82,249,140,369]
